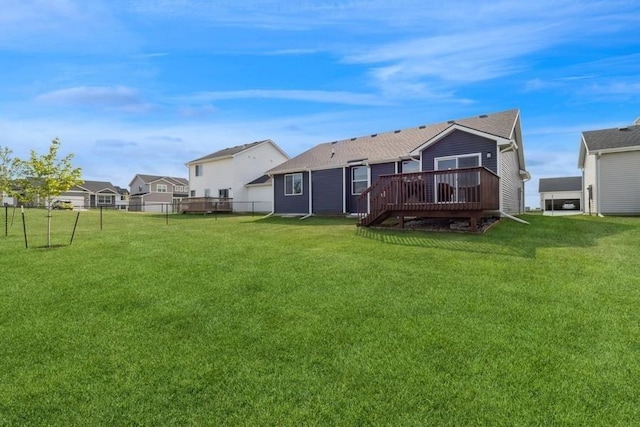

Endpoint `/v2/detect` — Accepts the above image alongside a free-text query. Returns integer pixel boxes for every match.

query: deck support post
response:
[470,216,477,232]
[399,216,404,229]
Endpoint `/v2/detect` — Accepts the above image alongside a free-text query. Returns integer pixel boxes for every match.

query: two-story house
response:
[128,174,189,213]
[185,139,288,212]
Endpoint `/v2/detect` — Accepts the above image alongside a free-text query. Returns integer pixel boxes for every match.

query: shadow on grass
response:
[355,215,637,259]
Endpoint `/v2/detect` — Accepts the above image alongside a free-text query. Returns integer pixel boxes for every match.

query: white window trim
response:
[195,164,203,177]
[434,153,482,170]
[351,166,369,196]
[285,173,303,196]
[157,184,168,193]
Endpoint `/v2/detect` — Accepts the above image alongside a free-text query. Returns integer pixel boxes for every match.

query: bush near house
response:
[1,210,639,425]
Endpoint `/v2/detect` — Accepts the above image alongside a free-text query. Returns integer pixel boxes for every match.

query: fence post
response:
[70,211,80,245]
[166,204,169,225]
[100,206,103,230]
[4,205,7,237]
[21,206,28,249]
[252,201,254,217]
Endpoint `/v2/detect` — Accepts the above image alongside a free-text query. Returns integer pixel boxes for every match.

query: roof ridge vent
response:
[350,137,357,141]
[418,125,426,129]
[619,126,629,131]
[479,114,488,118]
[447,120,455,124]
[394,130,401,133]
[371,134,377,137]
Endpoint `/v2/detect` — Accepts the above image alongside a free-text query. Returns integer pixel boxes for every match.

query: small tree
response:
[0,145,19,203]
[16,138,83,247]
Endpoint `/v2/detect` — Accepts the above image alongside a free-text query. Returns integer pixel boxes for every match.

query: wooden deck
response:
[357,167,500,231]
[179,197,233,214]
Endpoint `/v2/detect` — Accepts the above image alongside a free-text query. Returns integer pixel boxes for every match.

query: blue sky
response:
[2,0,639,208]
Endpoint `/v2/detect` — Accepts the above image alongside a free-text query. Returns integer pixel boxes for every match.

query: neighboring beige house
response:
[186,139,288,212]
[55,180,120,209]
[128,174,189,213]
[578,124,640,215]
[538,176,582,212]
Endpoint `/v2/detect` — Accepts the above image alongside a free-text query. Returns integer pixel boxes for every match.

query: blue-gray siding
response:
[371,162,395,181]
[273,172,309,214]
[312,169,344,214]
[421,130,498,173]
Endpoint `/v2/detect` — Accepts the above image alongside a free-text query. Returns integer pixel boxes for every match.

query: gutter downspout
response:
[301,169,314,220]
[595,152,603,216]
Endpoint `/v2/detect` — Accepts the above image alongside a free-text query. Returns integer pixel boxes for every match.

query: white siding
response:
[499,148,523,214]
[582,152,597,214]
[599,150,640,214]
[189,157,234,199]
[188,141,288,211]
[245,185,273,213]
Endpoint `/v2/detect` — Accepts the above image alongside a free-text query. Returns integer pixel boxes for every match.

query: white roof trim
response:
[409,124,511,156]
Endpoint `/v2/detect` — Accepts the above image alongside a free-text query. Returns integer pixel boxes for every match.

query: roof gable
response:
[187,139,285,164]
[268,109,520,174]
[538,176,582,193]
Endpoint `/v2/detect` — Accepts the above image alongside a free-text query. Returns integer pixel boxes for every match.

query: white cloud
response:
[36,86,153,112]
[184,89,391,106]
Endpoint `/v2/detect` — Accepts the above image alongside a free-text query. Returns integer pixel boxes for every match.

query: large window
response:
[97,194,114,205]
[285,173,303,196]
[157,184,168,193]
[195,165,203,177]
[351,166,368,195]
[434,154,481,202]
[219,189,229,198]
[204,189,211,197]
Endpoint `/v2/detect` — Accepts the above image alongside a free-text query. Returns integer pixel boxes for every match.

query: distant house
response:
[579,124,640,215]
[538,177,582,212]
[185,140,288,212]
[55,180,120,209]
[267,109,529,230]
[128,174,189,213]
[115,186,130,210]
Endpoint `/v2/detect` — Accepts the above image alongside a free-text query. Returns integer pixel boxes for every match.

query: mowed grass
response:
[1,208,639,425]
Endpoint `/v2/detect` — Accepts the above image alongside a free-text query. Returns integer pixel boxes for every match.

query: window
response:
[190,190,196,197]
[351,166,368,195]
[285,173,303,196]
[219,189,229,198]
[204,188,211,197]
[402,160,420,173]
[175,185,187,193]
[434,154,481,202]
[97,195,113,205]
[195,165,203,177]
[157,184,168,193]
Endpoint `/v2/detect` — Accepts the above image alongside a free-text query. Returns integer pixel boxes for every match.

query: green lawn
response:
[1,209,639,425]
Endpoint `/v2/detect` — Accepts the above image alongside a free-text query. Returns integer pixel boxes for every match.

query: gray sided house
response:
[129,174,189,213]
[267,109,529,228]
[579,124,640,215]
[538,176,582,212]
[57,180,120,209]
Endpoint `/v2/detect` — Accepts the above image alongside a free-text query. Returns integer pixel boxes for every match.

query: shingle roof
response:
[137,174,188,186]
[246,174,271,186]
[267,109,519,174]
[582,125,640,151]
[538,176,582,193]
[74,180,118,193]
[188,140,272,164]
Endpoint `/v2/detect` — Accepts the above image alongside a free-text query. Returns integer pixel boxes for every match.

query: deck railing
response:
[357,167,500,226]
[179,197,233,213]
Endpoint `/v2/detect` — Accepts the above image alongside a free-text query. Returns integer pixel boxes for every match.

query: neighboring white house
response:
[578,124,640,215]
[538,176,582,212]
[186,140,289,212]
